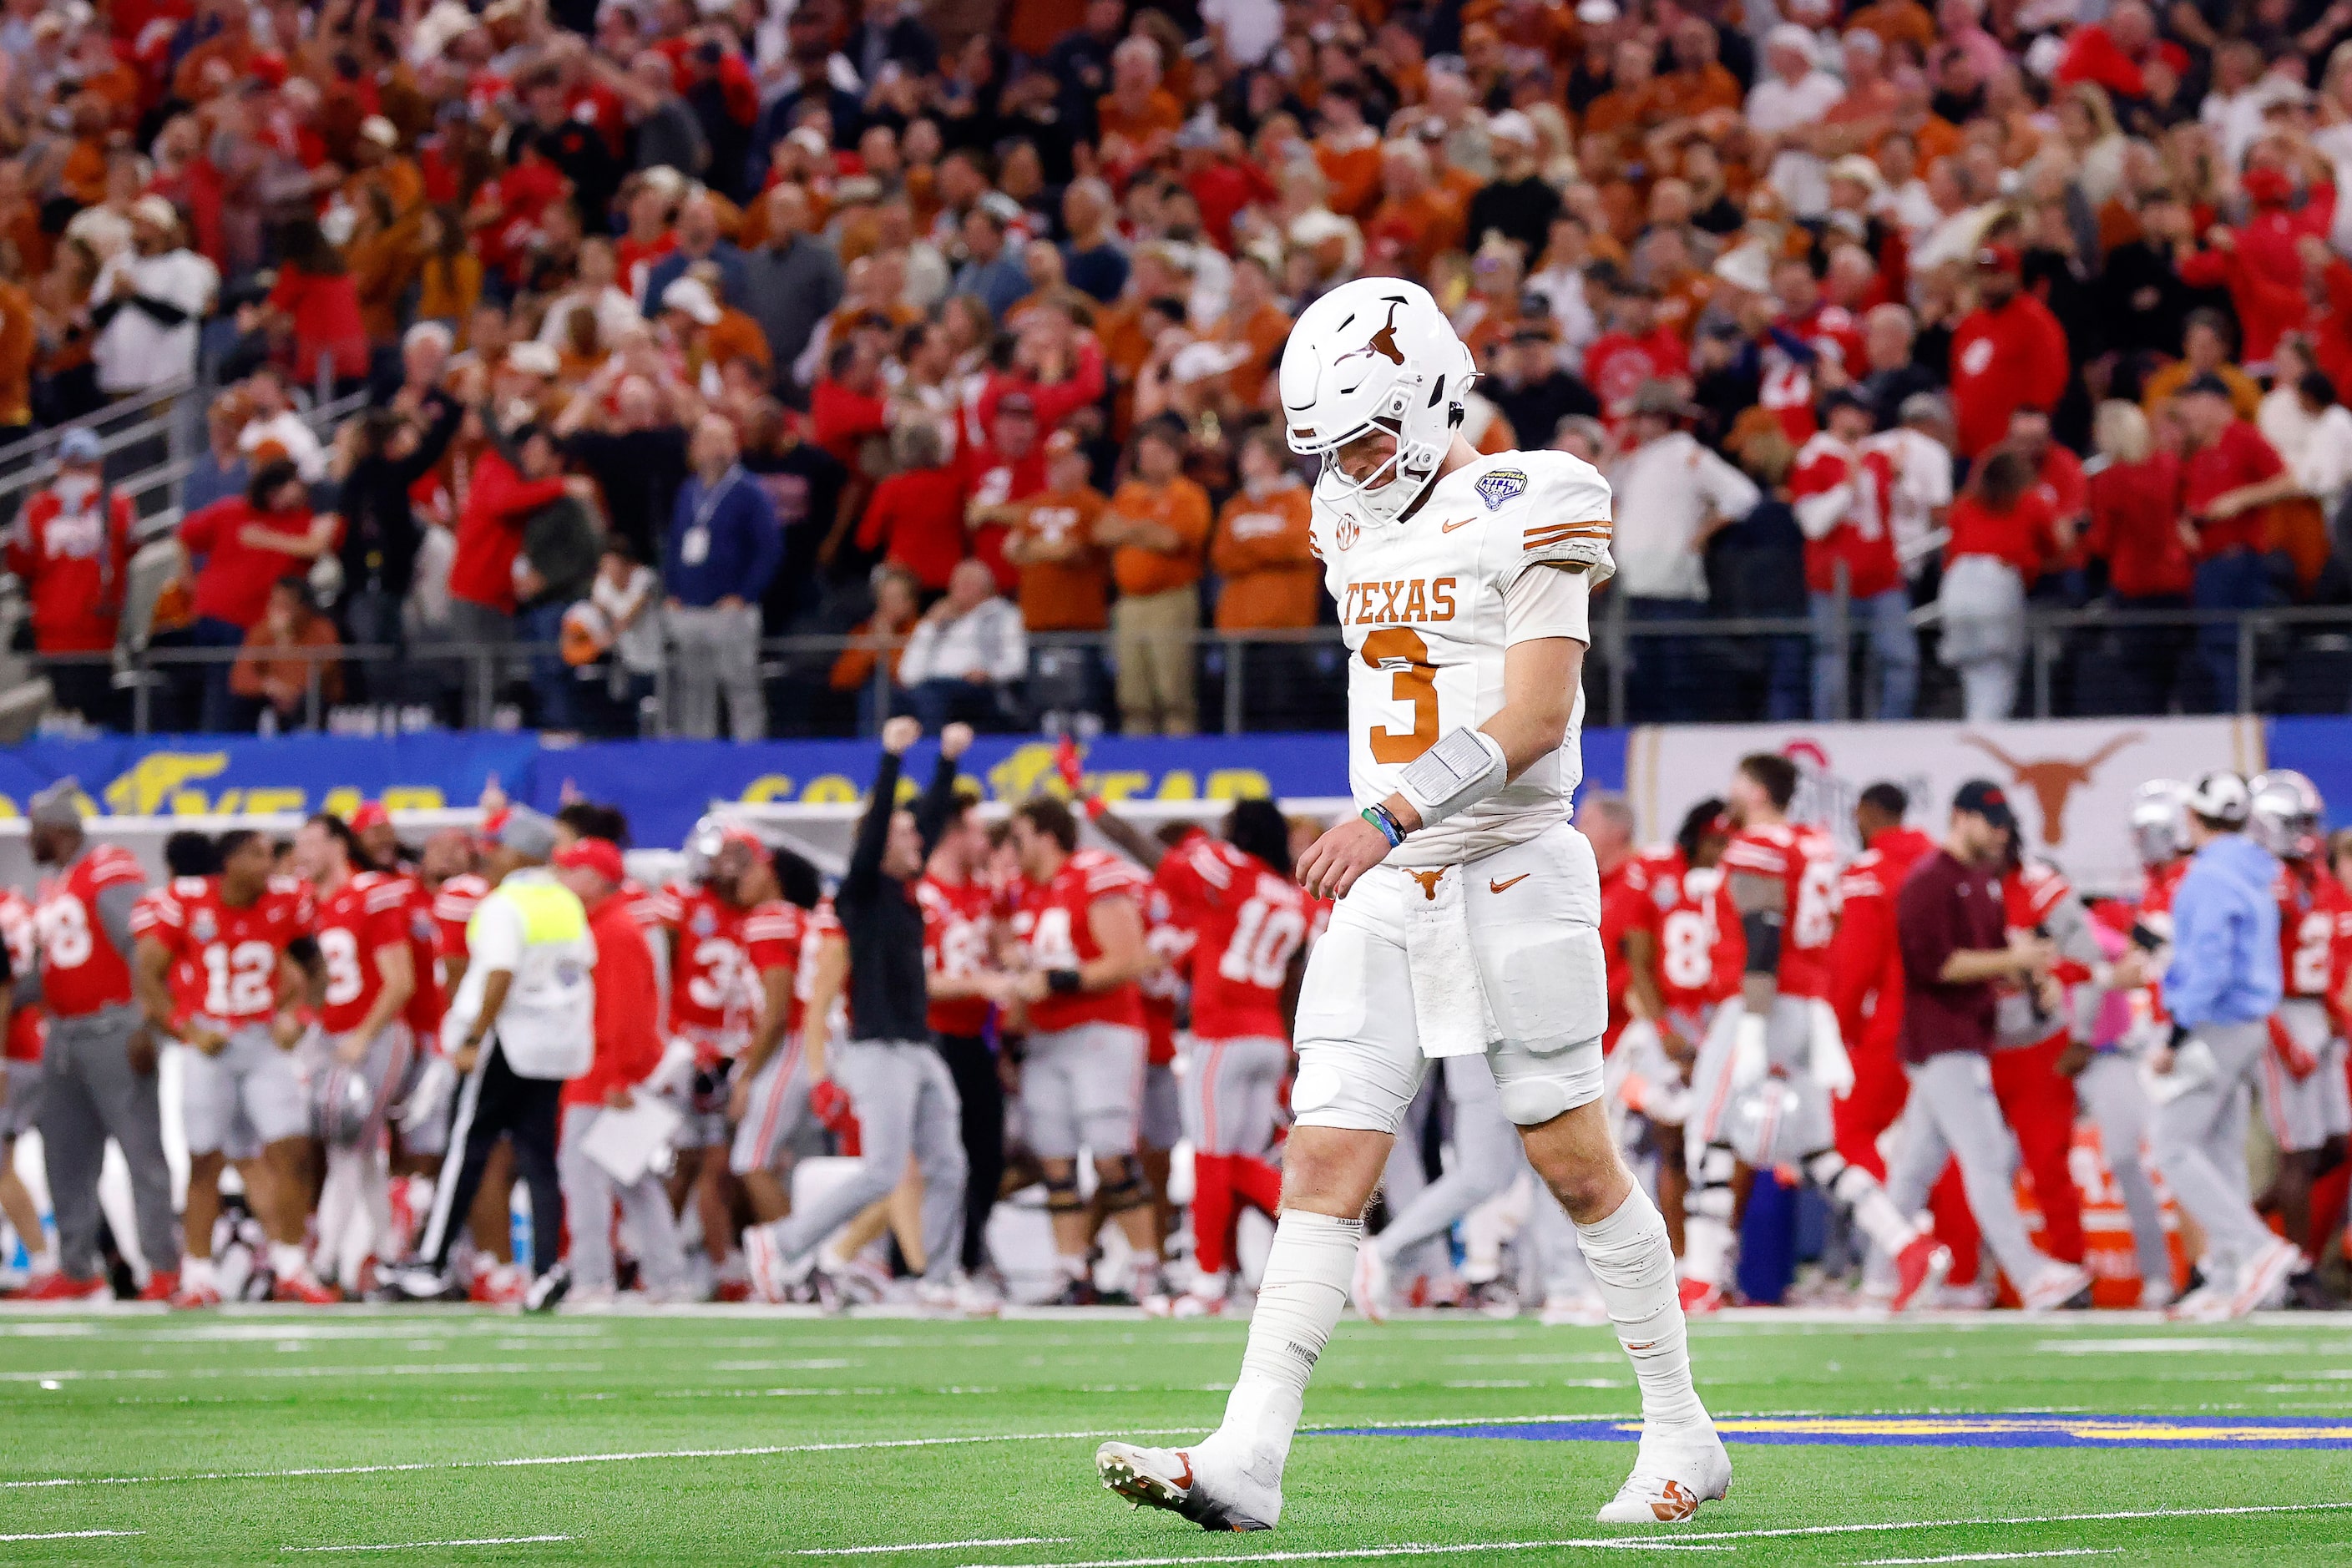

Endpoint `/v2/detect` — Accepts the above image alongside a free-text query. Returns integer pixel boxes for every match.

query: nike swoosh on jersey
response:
[1489,873,1531,893]
[1440,515,1479,533]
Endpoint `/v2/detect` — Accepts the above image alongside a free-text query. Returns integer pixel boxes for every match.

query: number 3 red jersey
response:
[1720,822,1839,999]
[1011,848,1147,1033]
[666,886,752,1042]
[313,872,415,1034]
[33,844,146,1017]
[1152,834,1308,1041]
[134,875,315,1028]
[918,876,996,1036]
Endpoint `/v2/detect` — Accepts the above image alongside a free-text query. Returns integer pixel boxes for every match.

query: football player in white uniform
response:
[1095,279,1725,1530]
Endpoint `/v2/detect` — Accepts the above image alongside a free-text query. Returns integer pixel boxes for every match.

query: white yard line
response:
[1857,1552,2124,1566]
[0,1529,144,1542]
[953,1503,2352,1568]
[795,1540,1075,1555]
[281,1535,575,1553]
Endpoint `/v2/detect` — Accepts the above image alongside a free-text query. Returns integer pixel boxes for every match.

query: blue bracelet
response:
[1361,804,1406,848]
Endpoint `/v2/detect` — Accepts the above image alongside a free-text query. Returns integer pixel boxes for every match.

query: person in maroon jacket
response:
[551,836,685,1304]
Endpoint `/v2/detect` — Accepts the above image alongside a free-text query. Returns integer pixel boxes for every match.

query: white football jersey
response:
[1312,448,1615,868]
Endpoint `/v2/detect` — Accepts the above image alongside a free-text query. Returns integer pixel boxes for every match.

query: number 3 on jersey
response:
[317,927,366,1009]
[1361,628,1438,762]
[203,940,278,1017]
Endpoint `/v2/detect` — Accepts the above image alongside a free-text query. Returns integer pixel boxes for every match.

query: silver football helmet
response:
[2248,769,2325,862]
[2127,780,2190,867]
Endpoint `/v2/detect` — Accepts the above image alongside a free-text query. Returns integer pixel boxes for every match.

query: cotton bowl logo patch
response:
[192,911,217,942]
[1475,469,1527,510]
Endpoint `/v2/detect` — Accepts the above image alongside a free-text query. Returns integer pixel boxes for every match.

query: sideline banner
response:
[1621,717,2265,893]
[0,734,545,822]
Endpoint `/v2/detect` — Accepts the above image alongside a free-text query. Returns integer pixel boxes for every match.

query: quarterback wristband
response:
[1361,803,1408,847]
[1046,968,1084,995]
[1395,728,1509,827]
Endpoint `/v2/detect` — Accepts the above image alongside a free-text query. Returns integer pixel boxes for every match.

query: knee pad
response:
[1497,1076,1576,1127]
[1095,1156,1153,1212]
[1043,1169,1085,1214]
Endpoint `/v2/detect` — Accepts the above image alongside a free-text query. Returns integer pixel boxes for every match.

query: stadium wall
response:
[0,712,2310,893]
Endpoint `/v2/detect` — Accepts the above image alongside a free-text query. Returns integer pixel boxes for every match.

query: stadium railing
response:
[28,593,2351,738]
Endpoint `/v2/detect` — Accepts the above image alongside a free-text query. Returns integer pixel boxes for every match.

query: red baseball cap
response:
[554,837,626,884]
[349,801,391,834]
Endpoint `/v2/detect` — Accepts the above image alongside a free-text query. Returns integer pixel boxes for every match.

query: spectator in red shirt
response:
[957,392,1047,590]
[856,419,966,592]
[2177,374,2299,708]
[1948,245,2070,458]
[810,336,890,469]
[178,457,334,731]
[1936,446,2062,721]
[552,836,686,1302]
[1789,389,1914,718]
[260,219,369,393]
[2086,401,2193,715]
[6,426,133,724]
[2178,155,2335,372]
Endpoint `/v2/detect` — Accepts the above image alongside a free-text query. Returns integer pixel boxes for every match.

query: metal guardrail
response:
[23,597,2352,739]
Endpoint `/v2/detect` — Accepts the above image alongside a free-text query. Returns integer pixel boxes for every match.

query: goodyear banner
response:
[0,730,1635,852]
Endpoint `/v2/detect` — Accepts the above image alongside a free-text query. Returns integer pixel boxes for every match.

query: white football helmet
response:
[2184,770,2252,828]
[2128,780,2190,867]
[1279,277,1475,527]
[2248,769,2325,861]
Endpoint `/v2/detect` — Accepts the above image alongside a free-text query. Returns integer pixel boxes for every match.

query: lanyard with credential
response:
[680,466,742,569]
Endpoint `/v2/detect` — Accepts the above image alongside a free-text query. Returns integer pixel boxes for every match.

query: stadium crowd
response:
[2,738,2348,1322]
[9,0,2352,736]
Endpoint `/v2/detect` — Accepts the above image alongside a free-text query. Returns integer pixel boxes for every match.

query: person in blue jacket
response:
[2155,771,2306,1320]
[663,414,781,740]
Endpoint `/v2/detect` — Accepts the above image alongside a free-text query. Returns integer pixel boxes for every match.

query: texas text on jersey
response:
[1309,445,1611,867]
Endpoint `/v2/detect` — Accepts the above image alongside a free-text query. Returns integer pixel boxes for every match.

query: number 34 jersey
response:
[1313,448,1615,869]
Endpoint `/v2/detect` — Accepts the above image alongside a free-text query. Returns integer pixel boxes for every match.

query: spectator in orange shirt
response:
[1096,36,1184,180]
[662,275,772,387]
[1099,417,1211,736]
[831,563,923,731]
[1208,255,1292,411]
[1003,431,1111,726]
[1211,430,1317,631]
[1313,87,1384,221]
[1364,140,1464,281]
[230,577,345,731]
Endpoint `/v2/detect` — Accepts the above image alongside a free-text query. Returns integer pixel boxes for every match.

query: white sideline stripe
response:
[0,1529,144,1542]
[953,1503,2352,1568]
[0,1426,1208,1490]
[1,1363,598,1383]
[281,1535,574,1553]
[796,1540,1075,1555]
[1858,1552,2124,1566]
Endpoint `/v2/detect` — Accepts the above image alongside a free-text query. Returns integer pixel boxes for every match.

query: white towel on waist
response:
[1404,865,1500,1060]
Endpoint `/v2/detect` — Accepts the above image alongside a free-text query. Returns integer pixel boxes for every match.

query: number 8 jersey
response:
[1313,448,1614,868]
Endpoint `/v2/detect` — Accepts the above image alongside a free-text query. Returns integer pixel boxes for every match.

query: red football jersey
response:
[1651,862,1743,1014]
[2133,857,2188,1024]
[2275,862,2352,1001]
[1720,822,1840,1000]
[432,872,491,965]
[386,874,447,1039]
[33,844,146,1017]
[1011,848,1147,1033]
[1156,836,1309,1042]
[2000,859,2085,1037]
[0,889,43,1062]
[918,875,997,1037]
[666,885,752,1041]
[742,898,809,1036]
[135,875,315,1028]
[313,871,414,1034]
[1827,827,1936,1057]
[1789,433,1902,600]
[1597,852,1658,1051]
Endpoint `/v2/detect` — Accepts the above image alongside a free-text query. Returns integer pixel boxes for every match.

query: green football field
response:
[3,1307,2350,1565]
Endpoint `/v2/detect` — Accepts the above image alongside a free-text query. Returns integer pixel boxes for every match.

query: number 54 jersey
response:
[1313,448,1614,869]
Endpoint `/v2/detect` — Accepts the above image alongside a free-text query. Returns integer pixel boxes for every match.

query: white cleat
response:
[2019,1262,2093,1313]
[2228,1239,2304,1318]
[1095,1441,1279,1531]
[2167,1277,2232,1323]
[1594,1422,1732,1525]
[741,1224,813,1305]
[1350,1241,1390,1323]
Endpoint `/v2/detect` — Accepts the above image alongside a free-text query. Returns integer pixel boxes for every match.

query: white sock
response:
[1576,1186,1710,1431]
[183,1254,215,1287]
[316,1151,358,1282]
[340,1151,390,1283]
[1681,1211,1733,1289]
[1213,1210,1361,1475]
[270,1241,311,1279]
[1838,1169,1922,1256]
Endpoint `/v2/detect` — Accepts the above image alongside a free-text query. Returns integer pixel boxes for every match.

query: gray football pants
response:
[38,1005,180,1279]
[1884,1051,2050,1288]
[557,1105,688,1296]
[1375,1055,1523,1264]
[2073,1051,2173,1291]
[774,1039,966,1281]
[2153,1022,2279,1273]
